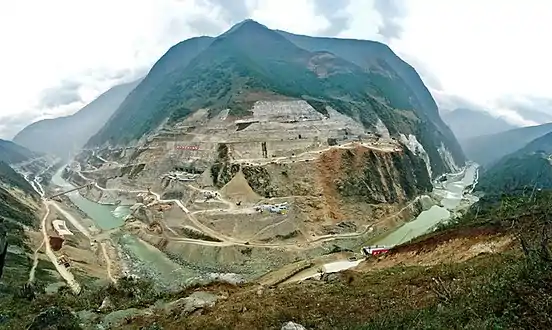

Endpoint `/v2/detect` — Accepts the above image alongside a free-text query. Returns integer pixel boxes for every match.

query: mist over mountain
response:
[462,122,552,167]
[13,79,142,159]
[476,129,552,197]
[442,108,518,141]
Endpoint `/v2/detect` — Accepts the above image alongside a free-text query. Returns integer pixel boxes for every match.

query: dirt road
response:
[40,203,81,294]
[100,242,117,283]
[74,164,420,251]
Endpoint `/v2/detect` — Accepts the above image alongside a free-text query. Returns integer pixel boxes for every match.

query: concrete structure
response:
[255,202,289,214]
[52,220,73,236]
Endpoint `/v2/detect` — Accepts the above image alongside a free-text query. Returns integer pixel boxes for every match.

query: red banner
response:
[176,145,199,150]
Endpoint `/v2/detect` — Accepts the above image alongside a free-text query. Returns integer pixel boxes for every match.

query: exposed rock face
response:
[130,203,150,223]
[212,144,431,205]
[282,321,307,330]
[165,291,221,316]
[80,98,432,247]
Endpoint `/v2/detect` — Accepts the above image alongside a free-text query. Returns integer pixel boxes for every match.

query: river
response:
[50,162,479,286]
[284,163,481,283]
[50,167,201,289]
[51,169,127,230]
[372,163,479,247]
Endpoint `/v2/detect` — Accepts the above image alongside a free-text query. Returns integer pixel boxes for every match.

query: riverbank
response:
[370,163,479,247]
[48,161,479,291]
[280,163,480,283]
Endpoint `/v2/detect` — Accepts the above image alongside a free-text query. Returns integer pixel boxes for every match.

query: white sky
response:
[1,0,551,138]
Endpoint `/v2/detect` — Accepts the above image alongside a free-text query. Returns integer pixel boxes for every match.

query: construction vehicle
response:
[57,255,71,268]
[362,245,390,256]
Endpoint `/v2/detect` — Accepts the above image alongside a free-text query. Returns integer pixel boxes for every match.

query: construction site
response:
[43,99,451,288]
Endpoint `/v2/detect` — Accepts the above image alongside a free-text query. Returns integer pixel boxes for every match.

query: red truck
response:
[362,245,390,256]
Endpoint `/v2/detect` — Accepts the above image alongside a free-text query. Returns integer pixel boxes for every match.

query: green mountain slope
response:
[476,131,552,197]
[442,108,517,140]
[279,30,465,171]
[0,139,36,164]
[86,36,213,147]
[13,79,141,159]
[463,123,552,167]
[87,20,464,177]
[0,162,35,194]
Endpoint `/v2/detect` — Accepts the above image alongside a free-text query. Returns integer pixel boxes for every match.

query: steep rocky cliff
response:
[210,143,430,224]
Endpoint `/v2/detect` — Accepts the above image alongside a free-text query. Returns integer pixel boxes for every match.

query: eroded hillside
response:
[74,100,433,249]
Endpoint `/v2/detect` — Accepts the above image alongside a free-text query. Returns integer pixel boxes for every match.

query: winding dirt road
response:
[39,203,81,294]
[73,168,422,250]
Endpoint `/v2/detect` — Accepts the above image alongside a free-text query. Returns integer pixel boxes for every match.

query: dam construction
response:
[43,98,478,291]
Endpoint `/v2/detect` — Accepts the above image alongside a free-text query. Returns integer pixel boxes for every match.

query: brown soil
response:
[120,228,520,330]
[220,170,261,203]
[357,227,515,272]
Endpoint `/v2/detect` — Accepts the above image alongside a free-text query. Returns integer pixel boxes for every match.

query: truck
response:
[362,245,390,256]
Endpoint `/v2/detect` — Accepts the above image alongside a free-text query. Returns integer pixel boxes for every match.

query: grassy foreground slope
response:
[2,191,551,329]
[121,192,550,329]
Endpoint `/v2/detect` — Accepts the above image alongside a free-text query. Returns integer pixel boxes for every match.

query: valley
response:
[3,17,542,330]
[26,98,479,296]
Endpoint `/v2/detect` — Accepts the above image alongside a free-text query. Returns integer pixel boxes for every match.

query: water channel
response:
[372,162,479,247]
[50,162,479,286]
[50,168,200,289]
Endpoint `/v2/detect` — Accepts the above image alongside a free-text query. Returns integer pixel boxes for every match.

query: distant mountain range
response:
[441,108,517,141]
[13,79,142,159]
[476,130,552,197]
[462,123,552,167]
[0,139,38,197]
[86,19,464,177]
[0,139,37,164]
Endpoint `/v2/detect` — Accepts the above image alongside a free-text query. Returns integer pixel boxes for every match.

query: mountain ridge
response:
[442,108,517,141]
[0,139,37,164]
[86,19,464,177]
[463,122,552,167]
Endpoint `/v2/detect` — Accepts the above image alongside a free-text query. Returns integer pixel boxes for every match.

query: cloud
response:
[186,16,225,36]
[0,112,42,140]
[432,89,540,127]
[397,53,443,90]
[494,95,552,124]
[373,0,406,40]
[3,0,552,142]
[38,80,83,108]
[200,0,250,24]
[313,0,352,36]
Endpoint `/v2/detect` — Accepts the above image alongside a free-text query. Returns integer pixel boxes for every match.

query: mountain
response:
[13,79,142,159]
[0,139,36,164]
[87,20,464,177]
[86,36,213,148]
[476,131,552,197]
[0,161,35,194]
[515,107,552,124]
[441,108,517,140]
[462,123,552,167]
[0,140,40,195]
